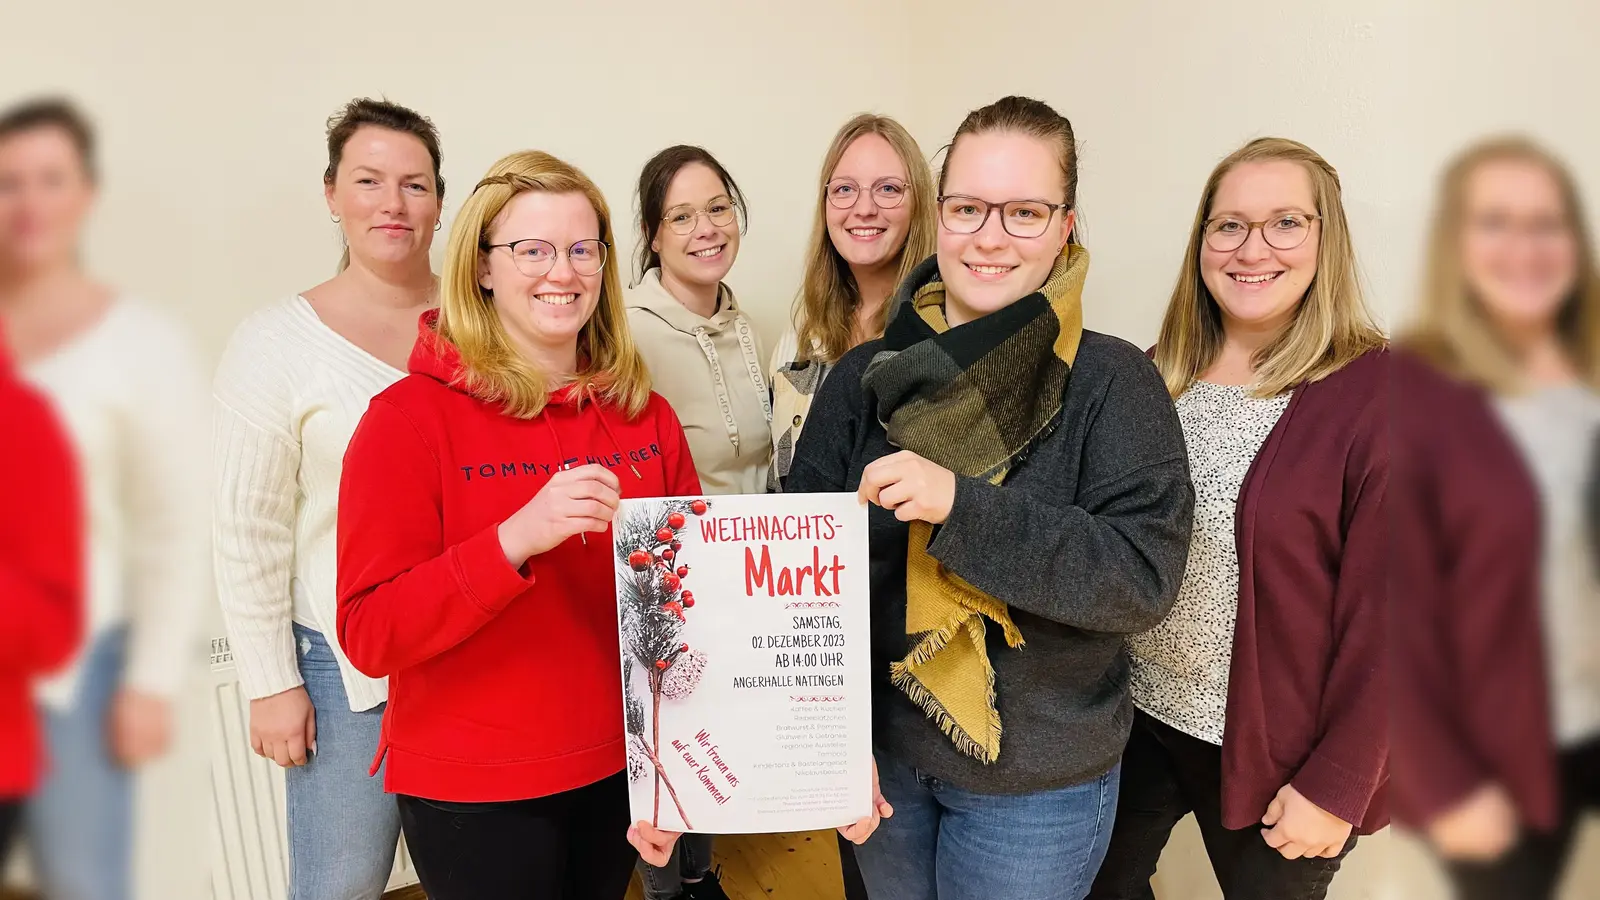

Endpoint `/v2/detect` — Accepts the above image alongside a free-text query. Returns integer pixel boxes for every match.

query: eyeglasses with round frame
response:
[482,237,608,278]
[824,177,910,210]
[662,196,739,236]
[936,194,1070,239]
[1203,212,1321,253]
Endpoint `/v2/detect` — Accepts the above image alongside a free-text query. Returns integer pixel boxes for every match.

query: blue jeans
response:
[638,832,715,900]
[284,624,401,900]
[26,628,133,900]
[856,754,1121,900]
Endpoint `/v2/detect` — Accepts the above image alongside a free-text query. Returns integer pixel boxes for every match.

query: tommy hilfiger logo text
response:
[458,443,664,481]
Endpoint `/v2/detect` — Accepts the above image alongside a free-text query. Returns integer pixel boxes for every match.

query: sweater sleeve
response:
[336,398,535,677]
[119,310,211,699]
[0,386,83,675]
[210,321,305,700]
[1290,398,1390,826]
[927,352,1194,633]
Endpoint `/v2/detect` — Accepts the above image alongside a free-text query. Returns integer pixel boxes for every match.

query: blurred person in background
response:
[0,320,83,873]
[1091,138,1390,900]
[212,97,444,899]
[1393,136,1600,900]
[0,97,208,900]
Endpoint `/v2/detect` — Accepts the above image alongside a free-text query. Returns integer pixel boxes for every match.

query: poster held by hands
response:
[614,492,872,834]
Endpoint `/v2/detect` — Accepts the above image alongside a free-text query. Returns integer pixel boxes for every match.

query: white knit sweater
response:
[211,296,403,712]
[24,298,210,708]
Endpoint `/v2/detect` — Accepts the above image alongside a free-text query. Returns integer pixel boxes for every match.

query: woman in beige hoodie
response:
[623,145,771,900]
[627,145,771,503]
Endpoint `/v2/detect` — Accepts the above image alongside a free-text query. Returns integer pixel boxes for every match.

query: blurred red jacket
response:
[0,330,84,798]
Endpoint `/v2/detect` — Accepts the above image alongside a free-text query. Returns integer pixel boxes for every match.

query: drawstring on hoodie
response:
[541,384,643,544]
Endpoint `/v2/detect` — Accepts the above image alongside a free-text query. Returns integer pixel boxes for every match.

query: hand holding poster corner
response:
[614,492,872,834]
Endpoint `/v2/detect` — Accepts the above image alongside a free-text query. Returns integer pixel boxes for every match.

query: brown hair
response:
[1153,137,1386,398]
[938,95,1081,247]
[632,145,747,285]
[793,114,936,366]
[1401,136,1600,392]
[438,150,650,420]
[0,97,97,182]
[324,97,445,270]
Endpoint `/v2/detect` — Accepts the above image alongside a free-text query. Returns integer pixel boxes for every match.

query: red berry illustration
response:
[681,592,695,608]
[655,659,668,670]
[655,527,674,544]
[662,600,685,621]
[670,540,682,552]
[676,565,689,578]
[662,548,675,562]
[691,499,708,515]
[680,643,690,653]
[667,512,686,529]
[628,550,652,571]
[663,573,681,592]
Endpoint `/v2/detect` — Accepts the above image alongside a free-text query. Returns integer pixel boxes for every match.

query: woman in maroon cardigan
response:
[1089,138,1388,900]
[1394,137,1600,900]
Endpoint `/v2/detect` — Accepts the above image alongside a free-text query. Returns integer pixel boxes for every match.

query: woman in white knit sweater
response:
[212,98,444,899]
[0,98,208,900]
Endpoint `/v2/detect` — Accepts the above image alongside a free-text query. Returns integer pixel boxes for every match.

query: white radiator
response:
[208,636,418,900]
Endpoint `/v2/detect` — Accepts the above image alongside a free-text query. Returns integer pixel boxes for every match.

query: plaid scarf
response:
[862,243,1088,763]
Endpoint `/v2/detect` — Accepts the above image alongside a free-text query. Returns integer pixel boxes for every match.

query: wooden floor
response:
[385,830,845,899]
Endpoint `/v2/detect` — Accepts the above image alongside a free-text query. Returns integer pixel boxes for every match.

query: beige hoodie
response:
[626,269,772,496]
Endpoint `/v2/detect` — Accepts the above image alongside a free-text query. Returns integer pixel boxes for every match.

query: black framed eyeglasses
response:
[825,177,909,209]
[937,194,1069,238]
[1203,213,1321,252]
[662,197,739,235]
[483,238,608,278]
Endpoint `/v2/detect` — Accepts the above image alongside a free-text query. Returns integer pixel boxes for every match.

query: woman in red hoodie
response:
[0,328,82,866]
[337,149,692,899]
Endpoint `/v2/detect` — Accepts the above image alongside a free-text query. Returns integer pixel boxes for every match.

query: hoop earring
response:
[434,221,441,232]
[330,214,341,224]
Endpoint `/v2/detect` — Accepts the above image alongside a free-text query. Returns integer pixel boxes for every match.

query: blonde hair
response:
[1401,136,1600,392]
[1154,137,1386,398]
[794,114,936,365]
[437,150,650,419]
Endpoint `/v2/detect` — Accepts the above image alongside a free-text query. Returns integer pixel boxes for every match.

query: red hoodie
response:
[0,334,83,798]
[337,311,701,802]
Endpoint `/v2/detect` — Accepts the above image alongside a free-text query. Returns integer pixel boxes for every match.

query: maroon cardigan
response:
[1206,347,1391,834]
[1388,350,1559,833]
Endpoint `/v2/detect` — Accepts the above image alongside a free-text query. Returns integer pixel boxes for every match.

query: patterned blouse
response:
[767,326,832,492]
[1127,379,1291,745]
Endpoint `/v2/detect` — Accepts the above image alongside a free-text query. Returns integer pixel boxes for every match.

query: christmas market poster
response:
[613,492,872,834]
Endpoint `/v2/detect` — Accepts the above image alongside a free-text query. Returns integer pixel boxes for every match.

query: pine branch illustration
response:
[612,496,712,829]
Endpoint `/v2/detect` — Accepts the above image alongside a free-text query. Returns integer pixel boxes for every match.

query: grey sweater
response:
[786,329,1194,794]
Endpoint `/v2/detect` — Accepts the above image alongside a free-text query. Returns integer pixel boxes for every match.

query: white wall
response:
[2,0,1596,897]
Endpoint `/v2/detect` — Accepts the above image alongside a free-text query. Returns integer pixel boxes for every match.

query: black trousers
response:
[1088,712,1357,900]
[398,772,637,900]
[1442,736,1600,900]
[0,799,20,872]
